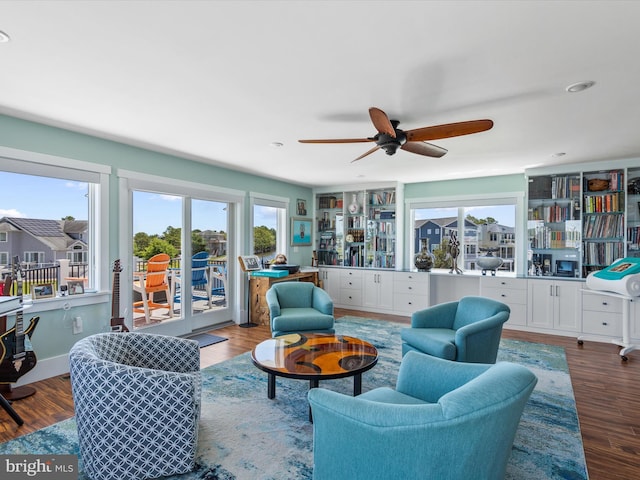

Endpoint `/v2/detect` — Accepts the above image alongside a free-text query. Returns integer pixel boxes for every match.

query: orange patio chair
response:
[133,253,173,323]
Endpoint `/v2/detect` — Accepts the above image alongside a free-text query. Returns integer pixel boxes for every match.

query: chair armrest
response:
[395,351,490,403]
[312,287,334,315]
[265,288,281,319]
[455,312,509,339]
[410,301,458,329]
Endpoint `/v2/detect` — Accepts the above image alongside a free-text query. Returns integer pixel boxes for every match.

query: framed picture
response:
[291,217,312,246]
[296,198,307,216]
[68,280,85,295]
[33,283,55,299]
[238,255,261,271]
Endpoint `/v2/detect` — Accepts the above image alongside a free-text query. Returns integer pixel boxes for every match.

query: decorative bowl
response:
[271,264,300,274]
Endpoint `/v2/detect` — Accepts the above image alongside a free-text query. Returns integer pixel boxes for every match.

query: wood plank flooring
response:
[1,308,639,479]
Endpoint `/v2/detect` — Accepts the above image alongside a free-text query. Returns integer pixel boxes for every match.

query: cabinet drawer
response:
[480,277,526,291]
[394,271,429,285]
[582,311,621,336]
[340,269,363,280]
[340,289,362,306]
[394,293,429,314]
[582,293,623,313]
[340,276,362,289]
[394,280,429,295]
[481,287,527,305]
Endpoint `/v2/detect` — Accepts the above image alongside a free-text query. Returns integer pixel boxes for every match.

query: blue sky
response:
[0,172,277,236]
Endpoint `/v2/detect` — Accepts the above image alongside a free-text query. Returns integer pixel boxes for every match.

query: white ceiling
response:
[1,1,639,188]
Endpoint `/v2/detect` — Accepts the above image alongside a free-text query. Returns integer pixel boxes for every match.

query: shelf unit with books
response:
[627,167,640,258]
[527,173,581,277]
[582,169,625,276]
[315,185,397,269]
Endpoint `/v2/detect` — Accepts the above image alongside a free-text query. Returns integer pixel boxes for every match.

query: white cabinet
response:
[393,271,429,315]
[318,267,340,302]
[479,276,527,326]
[339,268,363,307]
[528,279,582,332]
[363,270,394,310]
[582,291,622,337]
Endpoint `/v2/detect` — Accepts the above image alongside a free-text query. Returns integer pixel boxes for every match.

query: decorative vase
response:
[414,238,434,272]
[477,248,504,276]
[348,193,359,214]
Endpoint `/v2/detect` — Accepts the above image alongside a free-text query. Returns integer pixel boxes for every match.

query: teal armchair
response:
[308,351,537,480]
[266,282,334,337]
[401,296,510,363]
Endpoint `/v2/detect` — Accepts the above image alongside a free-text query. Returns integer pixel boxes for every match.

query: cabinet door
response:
[363,271,394,309]
[527,280,555,328]
[319,267,339,302]
[554,281,582,332]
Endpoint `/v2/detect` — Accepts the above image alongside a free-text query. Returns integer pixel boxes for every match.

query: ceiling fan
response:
[299,107,493,162]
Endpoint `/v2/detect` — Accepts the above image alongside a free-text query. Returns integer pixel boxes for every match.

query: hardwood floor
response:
[1,308,639,479]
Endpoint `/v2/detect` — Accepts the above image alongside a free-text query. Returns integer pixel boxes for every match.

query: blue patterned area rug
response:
[0,316,587,480]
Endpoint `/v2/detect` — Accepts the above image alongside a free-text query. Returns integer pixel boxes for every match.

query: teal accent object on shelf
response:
[250,269,289,278]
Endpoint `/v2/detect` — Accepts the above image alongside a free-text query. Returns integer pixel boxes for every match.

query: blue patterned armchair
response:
[69,332,201,480]
[266,282,334,337]
[308,351,537,480]
[401,295,510,363]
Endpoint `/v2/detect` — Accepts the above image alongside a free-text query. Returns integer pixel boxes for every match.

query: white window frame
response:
[0,146,110,299]
[407,192,525,274]
[249,192,289,260]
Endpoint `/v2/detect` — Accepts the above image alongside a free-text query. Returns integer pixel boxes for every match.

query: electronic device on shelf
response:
[556,260,578,277]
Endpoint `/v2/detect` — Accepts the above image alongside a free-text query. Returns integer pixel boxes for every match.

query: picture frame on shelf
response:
[237,255,261,272]
[68,280,85,295]
[291,217,312,246]
[33,283,55,299]
[296,198,307,216]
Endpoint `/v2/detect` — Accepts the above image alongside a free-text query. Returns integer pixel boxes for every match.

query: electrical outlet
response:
[73,316,83,334]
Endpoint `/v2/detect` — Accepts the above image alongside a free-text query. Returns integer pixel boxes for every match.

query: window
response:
[0,149,109,292]
[410,194,523,274]
[251,193,288,267]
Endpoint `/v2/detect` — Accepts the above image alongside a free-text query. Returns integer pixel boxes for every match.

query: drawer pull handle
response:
[501,294,506,297]
[602,302,608,306]
[602,322,608,326]
[408,286,413,290]
[501,282,506,285]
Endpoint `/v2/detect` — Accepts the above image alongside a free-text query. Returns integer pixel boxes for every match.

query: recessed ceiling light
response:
[565,81,595,93]
[269,142,284,148]
[0,31,10,43]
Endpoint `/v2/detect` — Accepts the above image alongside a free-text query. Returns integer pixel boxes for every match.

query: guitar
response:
[0,256,39,384]
[110,259,129,332]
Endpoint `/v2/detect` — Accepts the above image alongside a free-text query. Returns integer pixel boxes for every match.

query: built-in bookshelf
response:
[527,173,581,276]
[582,169,625,276]
[527,167,633,278]
[315,186,396,269]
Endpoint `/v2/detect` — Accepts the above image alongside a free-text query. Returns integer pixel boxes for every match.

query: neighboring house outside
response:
[414,217,515,271]
[0,217,88,270]
[198,230,227,257]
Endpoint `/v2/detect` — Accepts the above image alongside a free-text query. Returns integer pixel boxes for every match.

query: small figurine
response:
[273,253,287,265]
[447,231,463,274]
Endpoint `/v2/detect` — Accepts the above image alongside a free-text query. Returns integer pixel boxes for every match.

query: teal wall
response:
[0,114,313,369]
[404,173,526,199]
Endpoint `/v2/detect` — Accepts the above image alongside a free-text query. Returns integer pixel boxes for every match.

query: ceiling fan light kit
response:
[299,107,493,163]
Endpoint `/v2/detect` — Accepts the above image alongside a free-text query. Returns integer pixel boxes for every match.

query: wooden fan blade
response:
[299,138,373,144]
[401,141,448,158]
[369,107,396,138]
[405,119,493,142]
[351,145,381,163]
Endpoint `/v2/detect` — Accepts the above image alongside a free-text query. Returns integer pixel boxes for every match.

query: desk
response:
[249,270,319,326]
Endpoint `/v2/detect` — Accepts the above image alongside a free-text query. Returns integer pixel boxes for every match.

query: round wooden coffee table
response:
[251,333,378,420]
